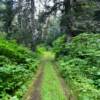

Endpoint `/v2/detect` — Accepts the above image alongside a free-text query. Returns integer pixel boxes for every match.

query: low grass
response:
[41,52,67,100]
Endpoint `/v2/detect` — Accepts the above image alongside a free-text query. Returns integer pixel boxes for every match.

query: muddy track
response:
[23,65,44,100]
[31,66,43,100]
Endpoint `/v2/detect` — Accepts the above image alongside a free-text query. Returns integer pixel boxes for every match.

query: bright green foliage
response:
[53,33,100,100]
[36,44,47,55]
[53,35,66,58]
[0,38,38,99]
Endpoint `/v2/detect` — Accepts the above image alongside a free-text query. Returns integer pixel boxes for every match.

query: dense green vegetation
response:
[0,33,100,100]
[0,0,100,100]
[53,33,100,100]
[0,38,38,99]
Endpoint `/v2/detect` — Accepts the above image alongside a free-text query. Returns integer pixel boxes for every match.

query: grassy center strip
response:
[41,61,67,100]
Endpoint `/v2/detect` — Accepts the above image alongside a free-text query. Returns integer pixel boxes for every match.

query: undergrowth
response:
[53,33,100,100]
[0,38,39,100]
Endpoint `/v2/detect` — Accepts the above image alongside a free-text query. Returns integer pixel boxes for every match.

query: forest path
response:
[24,51,75,100]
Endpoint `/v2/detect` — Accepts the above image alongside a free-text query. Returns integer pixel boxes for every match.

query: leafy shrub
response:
[36,44,47,55]
[54,33,100,99]
[52,35,66,58]
[0,38,38,99]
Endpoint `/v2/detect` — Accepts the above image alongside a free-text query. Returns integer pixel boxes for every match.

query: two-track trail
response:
[24,51,75,100]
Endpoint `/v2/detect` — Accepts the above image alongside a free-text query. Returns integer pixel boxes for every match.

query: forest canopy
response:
[0,0,100,47]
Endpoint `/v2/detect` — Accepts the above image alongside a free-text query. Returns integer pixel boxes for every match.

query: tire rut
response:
[23,66,44,100]
[23,57,76,100]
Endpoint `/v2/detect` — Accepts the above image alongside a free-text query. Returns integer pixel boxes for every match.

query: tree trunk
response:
[30,0,36,50]
[63,0,76,42]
